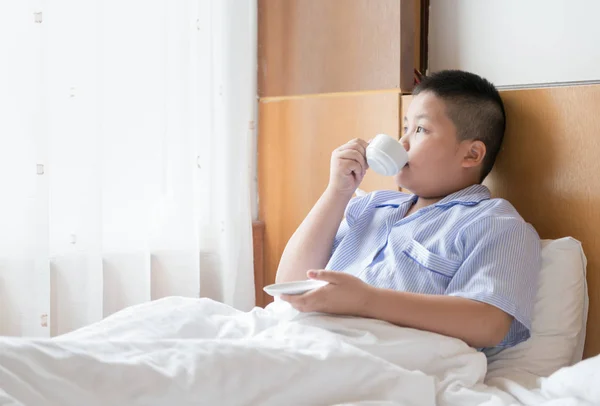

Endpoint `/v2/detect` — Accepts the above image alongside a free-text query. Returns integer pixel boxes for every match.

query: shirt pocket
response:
[402,239,461,279]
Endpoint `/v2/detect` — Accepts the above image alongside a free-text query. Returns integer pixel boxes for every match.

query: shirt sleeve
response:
[445,216,541,332]
[330,193,372,256]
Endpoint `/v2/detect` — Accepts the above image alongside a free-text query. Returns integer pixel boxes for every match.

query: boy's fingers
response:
[338,157,365,176]
[344,138,368,148]
[307,269,342,283]
[336,150,367,173]
[337,141,367,158]
[280,294,301,305]
[339,159,363,178]
[355,139,369,150]
[281,293,314,312]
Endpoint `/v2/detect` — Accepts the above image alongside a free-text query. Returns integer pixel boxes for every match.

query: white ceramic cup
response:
[366,134,408,176]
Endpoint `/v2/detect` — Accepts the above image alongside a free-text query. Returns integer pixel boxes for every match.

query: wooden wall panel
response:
[252,221,266,307]
[258,0,414,97]
[414,0,421,72]
[486,85,600,358]
[258,92,401,302]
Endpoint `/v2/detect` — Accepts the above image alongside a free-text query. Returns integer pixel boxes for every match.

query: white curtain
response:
[0,0,256,337]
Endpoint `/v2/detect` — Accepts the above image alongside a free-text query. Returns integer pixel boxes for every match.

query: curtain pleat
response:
[0,0,256,337]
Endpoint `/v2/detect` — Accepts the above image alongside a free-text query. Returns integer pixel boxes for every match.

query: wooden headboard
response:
[484,85,600,358]
[258,84,600,359]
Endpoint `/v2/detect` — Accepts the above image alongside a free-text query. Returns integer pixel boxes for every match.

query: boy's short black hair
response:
[413,70,506,181]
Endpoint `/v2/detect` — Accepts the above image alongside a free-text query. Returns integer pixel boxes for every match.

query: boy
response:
[276,70,541,352]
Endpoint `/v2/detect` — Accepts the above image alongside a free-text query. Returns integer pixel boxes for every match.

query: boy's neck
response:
[405,196,442,217]
[405,181,480,217]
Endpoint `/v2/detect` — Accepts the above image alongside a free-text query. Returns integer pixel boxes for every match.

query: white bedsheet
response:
[0,297,596,406]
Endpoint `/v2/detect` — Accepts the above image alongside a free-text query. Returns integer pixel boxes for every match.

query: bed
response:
[1,84,599,405]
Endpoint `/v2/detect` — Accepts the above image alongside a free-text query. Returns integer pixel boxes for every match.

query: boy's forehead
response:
[404,92,448,122]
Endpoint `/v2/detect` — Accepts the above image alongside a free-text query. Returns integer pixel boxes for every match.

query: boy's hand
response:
[281,270,375,316]
[328,139,369,194]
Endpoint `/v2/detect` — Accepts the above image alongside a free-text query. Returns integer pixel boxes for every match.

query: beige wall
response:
[428,0,600,86]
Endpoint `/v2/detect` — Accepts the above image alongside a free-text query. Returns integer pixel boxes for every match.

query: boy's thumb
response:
[307,269,338,282]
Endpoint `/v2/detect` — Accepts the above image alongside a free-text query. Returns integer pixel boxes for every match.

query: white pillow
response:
[486,237,588,378]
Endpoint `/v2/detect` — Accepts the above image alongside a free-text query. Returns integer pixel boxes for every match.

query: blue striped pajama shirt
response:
[326,184,541,349]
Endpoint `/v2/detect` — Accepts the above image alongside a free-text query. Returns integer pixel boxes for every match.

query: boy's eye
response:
[416,126,426,134]
[403,126,408,134]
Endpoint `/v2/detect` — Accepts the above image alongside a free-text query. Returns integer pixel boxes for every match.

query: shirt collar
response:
[373,184,491,210]
[432,184,491,208]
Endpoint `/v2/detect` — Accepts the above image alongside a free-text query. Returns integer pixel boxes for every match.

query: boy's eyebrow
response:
[403,114,431,122]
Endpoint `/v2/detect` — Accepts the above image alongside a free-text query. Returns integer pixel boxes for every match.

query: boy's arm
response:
[283,218,540,348]
[282,270,511,348]
[275,189,352,283]
[365,288,513,348]
[275,139,370,283]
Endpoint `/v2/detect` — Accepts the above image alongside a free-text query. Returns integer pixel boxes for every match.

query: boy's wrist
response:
[323,186,356,202]
[357,285,380,318]
[359,288,409,321]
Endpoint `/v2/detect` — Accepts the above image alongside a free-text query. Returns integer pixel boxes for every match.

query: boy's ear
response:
[462,140,486,168]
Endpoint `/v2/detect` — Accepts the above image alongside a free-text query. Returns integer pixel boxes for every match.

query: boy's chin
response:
[394,170,410,189]
[395,171,420,194]
[394,179,406,190]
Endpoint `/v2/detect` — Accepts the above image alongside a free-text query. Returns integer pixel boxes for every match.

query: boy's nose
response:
[399,135,410,152]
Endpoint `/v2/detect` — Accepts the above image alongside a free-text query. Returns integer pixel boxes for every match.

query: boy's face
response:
[396,91,478,198]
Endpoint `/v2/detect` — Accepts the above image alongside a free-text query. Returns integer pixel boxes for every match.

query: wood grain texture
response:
[414,0,421,73]
[252,221,266,307]
[258,92,401,304]
[418,0,430,73]
[400,0,416,92]
[258,0,412,97]
[486,85,600,358]
[404,86,600,357]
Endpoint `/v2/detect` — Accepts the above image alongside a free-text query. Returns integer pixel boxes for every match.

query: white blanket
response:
[487,355,600,406]
[0,297,596,406]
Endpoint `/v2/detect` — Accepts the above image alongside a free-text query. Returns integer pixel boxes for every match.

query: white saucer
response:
[263,280,329,296]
